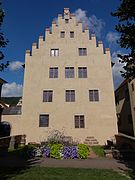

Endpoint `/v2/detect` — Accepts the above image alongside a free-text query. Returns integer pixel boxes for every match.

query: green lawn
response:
[0,167,129,180]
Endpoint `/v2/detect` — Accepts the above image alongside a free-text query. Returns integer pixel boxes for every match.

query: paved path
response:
[0,156,135,171]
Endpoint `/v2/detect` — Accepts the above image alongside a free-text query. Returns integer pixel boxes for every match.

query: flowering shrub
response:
[77,144,90,159]
[49,143,63,159]
[43,146,50,157]
[63,146,78,159]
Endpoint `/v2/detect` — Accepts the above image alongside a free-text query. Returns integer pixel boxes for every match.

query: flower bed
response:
[28,143,90,159]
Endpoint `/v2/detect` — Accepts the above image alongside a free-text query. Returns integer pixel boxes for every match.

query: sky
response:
[1,0,126,97]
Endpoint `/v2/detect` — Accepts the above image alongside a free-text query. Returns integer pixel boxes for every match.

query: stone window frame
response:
[43,90,53,102]
[65,67,74,78]
[70,31,74,38]
[50,49,59,56]
[65,90,75,102]
[49,67,58,78]
[60,31,65,38]
[74,115,85,128]
[39,114,49,127]
[78,48,87,56]
[89,90,99,102]
[78,67,87,78]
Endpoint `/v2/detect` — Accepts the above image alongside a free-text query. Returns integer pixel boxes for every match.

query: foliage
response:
[91,146,105,157]
[49,143,63,159]
[0,2,9,71]
[0,167,129,180]
[111,0,135,80]
[77,144,90,159]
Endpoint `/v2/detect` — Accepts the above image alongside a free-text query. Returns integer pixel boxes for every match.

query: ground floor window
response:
[74,115,85,128]
[39,114,49,127]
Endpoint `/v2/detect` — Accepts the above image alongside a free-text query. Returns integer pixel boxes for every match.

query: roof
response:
[0,78,7,84]
[2,106,22,115]
[115,79,128,93]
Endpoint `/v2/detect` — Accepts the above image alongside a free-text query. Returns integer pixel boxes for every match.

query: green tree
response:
[111,0,135,80]
[0,2,9,71]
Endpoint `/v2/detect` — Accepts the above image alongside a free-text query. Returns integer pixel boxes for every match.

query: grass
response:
[0,167,129,180]
[91,146,105,157]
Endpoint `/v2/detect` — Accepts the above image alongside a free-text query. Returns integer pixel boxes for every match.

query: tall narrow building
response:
[3,8,118,145]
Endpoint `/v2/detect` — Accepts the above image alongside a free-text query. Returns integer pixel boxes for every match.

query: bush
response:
[91,146,105,157]
[49,143,63,159]
[63,146,78,159]
[77,144,90,159]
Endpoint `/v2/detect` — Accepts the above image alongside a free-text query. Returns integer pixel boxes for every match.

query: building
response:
[2,8,118,145]
[115,78,135,137]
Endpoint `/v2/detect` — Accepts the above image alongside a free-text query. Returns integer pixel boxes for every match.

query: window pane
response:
[39,115,49,127]
[43,91,53,102]
[83,67,87,78]
[89,90,94,101]
[49,68,58,78]
[70,31,74,38]
[50,49,59,56]
[60,31,65,38]
[94,90,99,101]
[65,67,74,78]
[66,90,75,102]
[78,48,87,56]
[75,116,79,128]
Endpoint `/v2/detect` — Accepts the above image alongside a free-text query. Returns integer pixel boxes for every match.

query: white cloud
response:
[1,82,23,97]
[106,32,119,44]
[112,51,125,89]
[75,8,105,38]
[9,61,23,71]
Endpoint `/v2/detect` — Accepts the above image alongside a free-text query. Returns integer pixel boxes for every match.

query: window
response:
[78,48,87,56]
[43,90,53,102]
[49,67,58,78]
[65,19,69,23]
[75,115,85,128]
[70,31,74,38]
[65,67,74,78]
[39,114,49,127]
[50,49,59,56]
[60,31,65,38]
[78,67,87,78]
[89,90,99,101]
[131,83,134,91]
[65,90,75,102]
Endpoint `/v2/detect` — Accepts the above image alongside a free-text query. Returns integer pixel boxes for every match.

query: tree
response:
[111,0,135,80]
[0,2,9,71]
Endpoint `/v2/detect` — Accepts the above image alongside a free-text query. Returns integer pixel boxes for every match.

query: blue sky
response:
[1,0,126,96]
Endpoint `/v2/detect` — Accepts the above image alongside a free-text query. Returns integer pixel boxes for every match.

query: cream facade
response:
[2,8,118,145]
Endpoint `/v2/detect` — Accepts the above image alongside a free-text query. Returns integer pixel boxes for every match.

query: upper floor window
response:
[60,31,65,38]
[65,90,75,102]
[78,67,87,78]
[65,67,74,78]
[89,90,99,102]
[49,67,58,78]
[70,31,74,38]
[39,114,49,127]
[78,48,87,56]
[43,90,53,102]
[75,115,85,128]
[50,49,59,56]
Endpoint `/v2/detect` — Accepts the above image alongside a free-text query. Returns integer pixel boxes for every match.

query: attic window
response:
[65,19,69,23]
